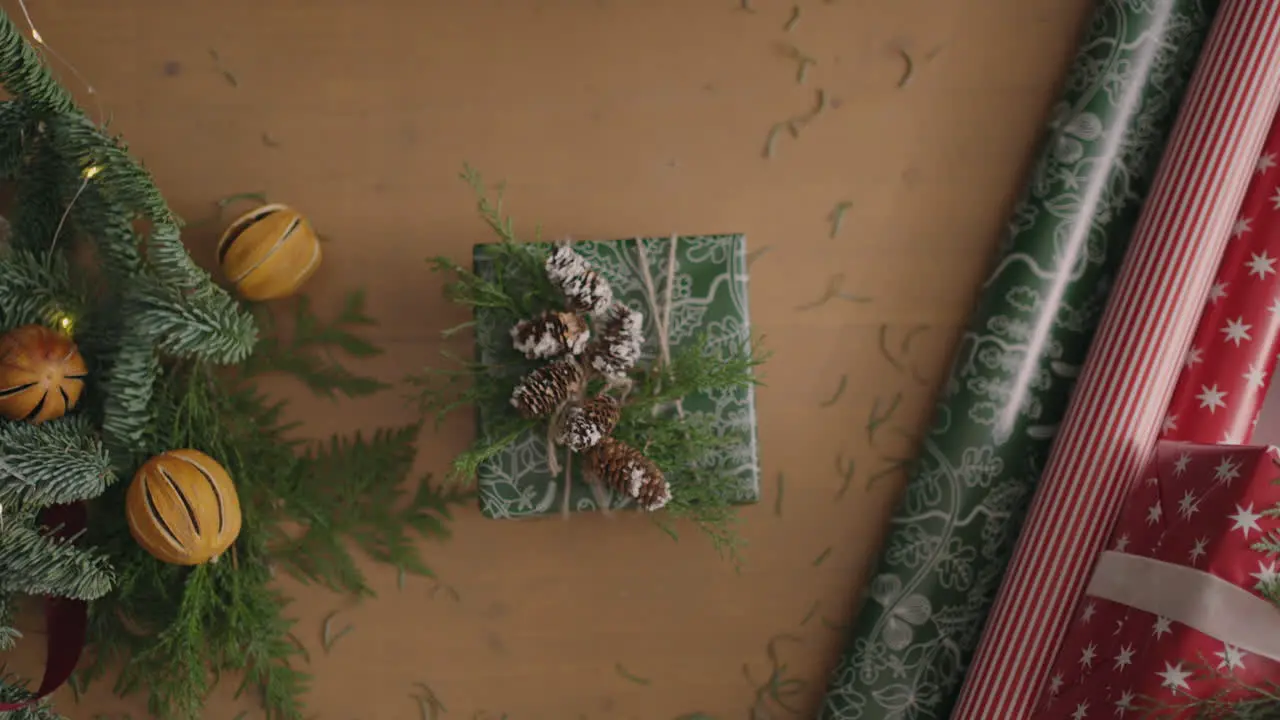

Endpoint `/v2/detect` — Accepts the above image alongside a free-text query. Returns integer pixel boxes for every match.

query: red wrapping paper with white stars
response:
[1161,116,1280,445]
[1037,442,1280,719]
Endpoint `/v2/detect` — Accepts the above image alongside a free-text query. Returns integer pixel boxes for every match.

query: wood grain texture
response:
[3,0,1093,717]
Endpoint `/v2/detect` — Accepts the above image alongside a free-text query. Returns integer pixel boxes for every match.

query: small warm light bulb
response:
[82,165,101,179]
[30,29,42,44]
[58,315,72,330]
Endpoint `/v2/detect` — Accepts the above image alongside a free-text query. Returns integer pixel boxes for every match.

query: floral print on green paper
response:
[818,1,1218,718]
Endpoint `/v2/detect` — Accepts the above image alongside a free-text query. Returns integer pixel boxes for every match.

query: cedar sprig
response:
[243,291,387,399]
[611,409,744,559]
[627,333,767,413]
[81,290,468,720]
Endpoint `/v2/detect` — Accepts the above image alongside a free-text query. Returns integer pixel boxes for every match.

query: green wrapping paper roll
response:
[817,1,1219,718]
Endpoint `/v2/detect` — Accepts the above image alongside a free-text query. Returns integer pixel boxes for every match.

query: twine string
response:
[634,235,684,417]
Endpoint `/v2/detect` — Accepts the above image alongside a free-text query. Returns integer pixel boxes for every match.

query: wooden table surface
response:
[5,0,1095,717]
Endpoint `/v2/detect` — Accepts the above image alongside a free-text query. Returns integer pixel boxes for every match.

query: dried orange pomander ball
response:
[217,203,322,301]
[0,324,88,424]
[126,449,242,566]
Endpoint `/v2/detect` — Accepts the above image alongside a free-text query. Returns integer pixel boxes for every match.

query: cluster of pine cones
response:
[507,244,671,511]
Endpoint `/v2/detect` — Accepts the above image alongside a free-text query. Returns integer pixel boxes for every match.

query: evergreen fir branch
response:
[8,130,68,258]
[129,280,256,365]
[0,519,113,600]
[45,112,175,227]
[0,670,66,720]
[0,12,77,115]
[98,324,160,466]
[141,222,217,292]
[0,596,18,651]
[0,415,114,507]
[68,190,145,281]
[0,100,38,179]
[1253,530,1280,556]
[244,292,385,399]
[0,249,82,329]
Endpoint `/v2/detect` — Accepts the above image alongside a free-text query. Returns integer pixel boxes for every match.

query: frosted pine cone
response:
[546,244,613,315]
[510,311,590,359]
[585,436,671,511]
[586,303,644,379]
[556,394,621,451]
[510,358,584,419]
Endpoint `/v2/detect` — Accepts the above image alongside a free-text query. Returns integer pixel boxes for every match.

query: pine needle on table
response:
[866,393,903,445]
[828,201,853,239]
[800,600,820,626]
[877,324,905,372]
[783,5,801,31]
[616,662,652,686]
[413,681,447,719]
[835,453,857,500]
[796,273,870,310]
[321,610,354,653]
[819,375,848,407]
[896,48,915,87]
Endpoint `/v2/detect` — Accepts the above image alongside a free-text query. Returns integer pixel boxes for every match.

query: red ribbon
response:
[0,502,89,711]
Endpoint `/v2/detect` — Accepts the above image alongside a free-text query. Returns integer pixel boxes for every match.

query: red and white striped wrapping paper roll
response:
[950,2,1280,718]
[1160,115,1280,446]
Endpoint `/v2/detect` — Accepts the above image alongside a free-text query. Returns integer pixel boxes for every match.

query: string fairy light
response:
[14,1,110,267]
[46,163,101,261]
[15,0,106,126]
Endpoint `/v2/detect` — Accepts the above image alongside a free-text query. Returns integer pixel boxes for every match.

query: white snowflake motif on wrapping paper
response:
[935,537,977,590]
[957,446,1004,488]
[868,575,933,652]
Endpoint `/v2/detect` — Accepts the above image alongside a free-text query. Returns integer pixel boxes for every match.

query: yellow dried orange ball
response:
[217,203,322,301]
[126,449,242,566]
[0,324,87,424]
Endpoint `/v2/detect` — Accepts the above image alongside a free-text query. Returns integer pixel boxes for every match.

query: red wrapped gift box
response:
[1037,441,1280,718]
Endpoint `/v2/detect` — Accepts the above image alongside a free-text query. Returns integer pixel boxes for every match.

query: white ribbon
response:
[1086,550,1280,662]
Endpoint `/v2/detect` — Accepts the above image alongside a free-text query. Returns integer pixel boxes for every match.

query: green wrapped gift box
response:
[471,234,761,518]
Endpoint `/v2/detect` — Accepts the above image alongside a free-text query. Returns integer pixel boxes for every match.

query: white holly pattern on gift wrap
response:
[1036,443,1280,718]
[1162,130,1280,445]
[471,235,760,518]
